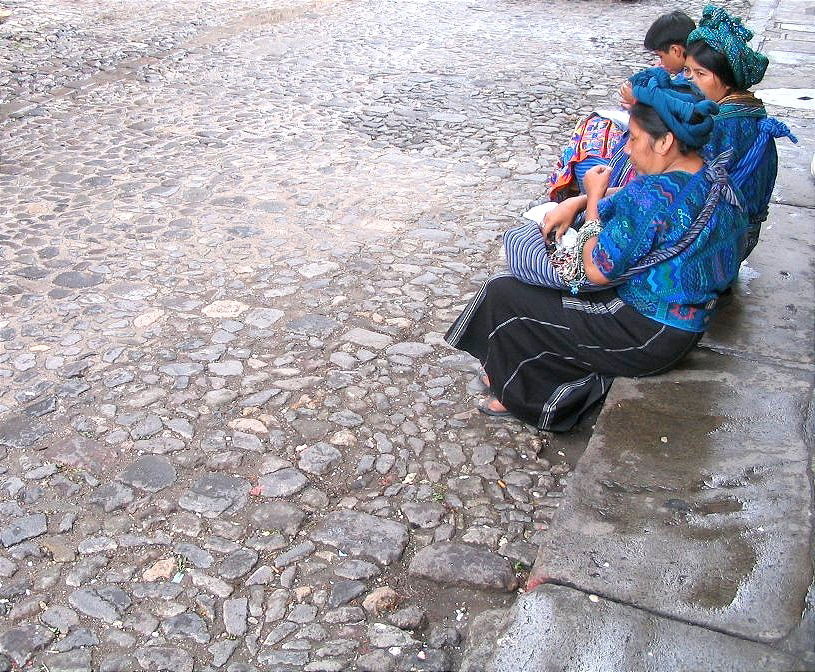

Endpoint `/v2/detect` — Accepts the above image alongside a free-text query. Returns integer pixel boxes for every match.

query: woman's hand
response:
[541,197,582,242]
[583,165,612,200]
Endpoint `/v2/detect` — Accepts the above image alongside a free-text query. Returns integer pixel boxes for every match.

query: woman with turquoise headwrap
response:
[445,72,748,430]
[685,5,797,258]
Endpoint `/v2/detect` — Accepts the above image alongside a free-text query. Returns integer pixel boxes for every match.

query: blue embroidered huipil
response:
[704,108,777,255]
[592,170,748,332]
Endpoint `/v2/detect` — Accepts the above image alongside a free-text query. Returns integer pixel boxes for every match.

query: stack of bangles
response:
[550,218,604,291]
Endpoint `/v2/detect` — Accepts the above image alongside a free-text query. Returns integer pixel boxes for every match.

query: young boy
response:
[645,10,696,75]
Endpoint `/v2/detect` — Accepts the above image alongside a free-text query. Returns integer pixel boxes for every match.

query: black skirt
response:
[445,273,702,431]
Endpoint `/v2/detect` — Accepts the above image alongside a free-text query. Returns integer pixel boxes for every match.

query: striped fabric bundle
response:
[504,218,579,291]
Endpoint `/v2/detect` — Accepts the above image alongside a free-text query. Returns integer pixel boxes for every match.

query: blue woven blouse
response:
[703,112,777,252]
[592,170,748,332]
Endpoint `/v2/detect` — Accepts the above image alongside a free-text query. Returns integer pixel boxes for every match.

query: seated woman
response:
[684,4,796,258]
[444,73,748,430]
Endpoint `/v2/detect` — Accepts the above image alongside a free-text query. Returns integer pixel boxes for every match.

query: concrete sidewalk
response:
[465,0,815,669]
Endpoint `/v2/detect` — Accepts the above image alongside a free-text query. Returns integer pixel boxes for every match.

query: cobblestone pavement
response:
[0,0,748,670]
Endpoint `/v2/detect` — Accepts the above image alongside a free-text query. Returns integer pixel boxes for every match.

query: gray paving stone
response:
[68,585,131,623]
[292,418,333,440]
[223,597,248,636]
[99,654,140,672]
[409,543,517,592]
[231,430,263,451]
[257,467,308,497]
[368,623,418,648]
[388,606,428,631]
[39,650,93,672]
[60,359,92,379]
[263,621,298,646]
[323,606,366,624]
[50,627,99,653]
[0,624,55,665]
[400,501,446,529]
[162,612,210,644]
[341,328,394,350]
[328,410,364,427]
[178,473,249,517]
[134,647,194,672]
[203,389,238,408]
[311,510,409,566]
[118,455,177,492]
[160,362,204,376]
[134,437,186,454]
[288,602,318,623]
[88,482,134,513]
[218,547,259,579]
[298,442,342,475]
[286,314,339,335]
[65,557,109,587]
[0,415,50,449]
[274,540,315,568]
[357,650,397,672]
[257,650,309,667]
[335,559,381,580]
[0,513,47,547]
[386,342,434,357]
[53,271,104,288]
[328,579,367,608]
[250,501,306,536]
[40,605,80,632]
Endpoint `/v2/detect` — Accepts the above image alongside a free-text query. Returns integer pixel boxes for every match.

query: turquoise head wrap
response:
[687,5,769,89]
[629,68,719,149]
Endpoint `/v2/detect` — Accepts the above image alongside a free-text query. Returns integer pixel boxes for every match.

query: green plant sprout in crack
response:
[431,484,446,502]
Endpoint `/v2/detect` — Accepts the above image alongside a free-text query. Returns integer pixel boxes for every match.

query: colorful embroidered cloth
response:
[593,169,748,332]
[547,114,626,201]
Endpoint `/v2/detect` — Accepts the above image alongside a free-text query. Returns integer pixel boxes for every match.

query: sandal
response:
[478,397,513,418]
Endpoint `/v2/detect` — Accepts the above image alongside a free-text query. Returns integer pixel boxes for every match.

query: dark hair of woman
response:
[686,40,739,90]
[629,102,695,155]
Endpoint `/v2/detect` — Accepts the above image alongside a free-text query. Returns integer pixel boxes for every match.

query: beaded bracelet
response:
[552,219,604,293]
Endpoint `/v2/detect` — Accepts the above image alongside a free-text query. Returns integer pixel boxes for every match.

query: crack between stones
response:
[697,342,815,373]
[540,578,810,658]
[774,200,815,210]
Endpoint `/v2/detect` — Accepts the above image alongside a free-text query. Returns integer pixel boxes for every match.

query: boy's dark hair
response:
[643,11,696,51]
[686,40,739,89]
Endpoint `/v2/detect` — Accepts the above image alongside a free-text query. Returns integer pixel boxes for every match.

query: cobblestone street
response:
[0,0,752,670]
